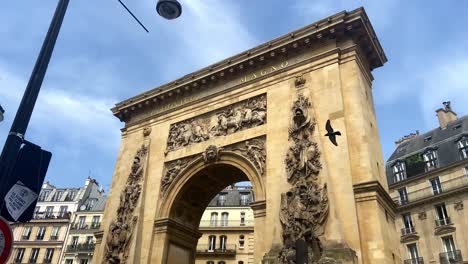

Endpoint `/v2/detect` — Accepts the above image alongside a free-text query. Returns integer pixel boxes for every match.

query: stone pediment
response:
[111,7,386,125]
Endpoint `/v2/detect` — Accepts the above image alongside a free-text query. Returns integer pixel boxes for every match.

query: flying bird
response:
[325,119,341,146]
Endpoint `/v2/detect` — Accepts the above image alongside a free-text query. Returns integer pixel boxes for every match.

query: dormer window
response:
[217,194,226,206]
[424,136,432,142]
[423,150,438,172]
[392,162,406,182]
[457,137,468,160]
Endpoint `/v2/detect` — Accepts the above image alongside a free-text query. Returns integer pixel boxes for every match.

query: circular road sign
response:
[0,216,13,264]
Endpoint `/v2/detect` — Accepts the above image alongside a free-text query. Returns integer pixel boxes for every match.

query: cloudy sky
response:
[1,1,467,190]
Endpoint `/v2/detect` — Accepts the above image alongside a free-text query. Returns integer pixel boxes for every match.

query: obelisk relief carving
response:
[104,128,151,264]
[279,94,334,263]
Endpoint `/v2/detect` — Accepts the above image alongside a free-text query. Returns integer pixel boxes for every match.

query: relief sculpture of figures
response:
[233,139,266,175]
[279,94,332,264]
[104,139,148,264]
[166,94,267,153]
[160,159,189,195]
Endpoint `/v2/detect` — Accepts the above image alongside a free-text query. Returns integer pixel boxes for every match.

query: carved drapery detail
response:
[104,130,150,263]
[279,94,331,263]
[165,94,266,153]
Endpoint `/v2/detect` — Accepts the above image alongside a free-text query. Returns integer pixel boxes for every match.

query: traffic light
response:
[0,141,51,222]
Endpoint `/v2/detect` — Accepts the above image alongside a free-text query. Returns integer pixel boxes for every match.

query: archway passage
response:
[170,164,250,228]
[155,154,266,264]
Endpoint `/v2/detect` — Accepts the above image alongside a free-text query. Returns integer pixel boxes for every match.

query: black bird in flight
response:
[325,119,341,146]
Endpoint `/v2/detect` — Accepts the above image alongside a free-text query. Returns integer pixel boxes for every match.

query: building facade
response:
[386,103,468,264]
[93,8,401,264]
[8,178,105,264]
[195,186,254,264]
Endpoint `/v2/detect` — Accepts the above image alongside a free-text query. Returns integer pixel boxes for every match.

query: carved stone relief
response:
[165,94,266,153]
[160,137,266,197]
[418,211,427,220]
[279,94,331,263]
[454,201,464,211]
[295,74,306,87]
[104,129,150,264]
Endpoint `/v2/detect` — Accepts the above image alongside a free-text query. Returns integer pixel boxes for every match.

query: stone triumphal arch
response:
[93,8,401,264]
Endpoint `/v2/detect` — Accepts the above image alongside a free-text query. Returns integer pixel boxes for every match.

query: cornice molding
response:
[112,7,386,124]
[353,181,397,212]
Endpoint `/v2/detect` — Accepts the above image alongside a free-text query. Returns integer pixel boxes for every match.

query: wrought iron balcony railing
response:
[403,257,424,264]
[70,222,101,230]
[392,174,468,206]
[199,220,253,227]
[401,226,416,236]
[66,243,96,253]
[440,250,463,264]
[435,217,452,227]
[196,244,236,254]
[32,211,71,220]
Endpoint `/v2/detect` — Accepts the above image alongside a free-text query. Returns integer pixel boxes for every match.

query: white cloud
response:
[419,59,468,127]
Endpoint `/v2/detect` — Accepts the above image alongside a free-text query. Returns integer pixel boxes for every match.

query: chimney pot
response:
[436,101,457,129]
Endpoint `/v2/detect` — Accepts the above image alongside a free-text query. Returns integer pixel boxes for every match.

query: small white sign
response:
[5,181,38,221]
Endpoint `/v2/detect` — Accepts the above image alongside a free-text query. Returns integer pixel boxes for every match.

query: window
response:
[240,212,246,226]
[22,226,32,240]
[86,199,97,210]
[65,259,74,264]
[238,262,244,264]
[86,236,94,245]
[36,226,46,240]
[53,191,63,201]
[59,206,68,218]
[206,262,214,264]
[80,259,89,264]
[465,166,468,177]
[210,212,218,226]
[78,216,87,229]
[39,190,50,201]
[424,136,432,142]
[240,193,250,205]
[239,235,245,249]
[221,212,229,227]
[44,248,54,263]
[208,236,216,252]
[392,162,406,182]
[51,226,60,240]
[14,248,25,263]
[406,243,420,260]
[442,235,456,253]
[398,187,409,204]
[430,177,442,195]
[218,262,225,264]
[92,216,101,228]
[71,236,79,247]
[217,194,226,206]
[458,138,468,160]
[220,235,227,251]
[45,206,54,218]
[423,150,438,171]
[29,248,40,263]
[402,213,414,235]
[34,206,40,218]
[67,191,77,201]
[435,204,450,226]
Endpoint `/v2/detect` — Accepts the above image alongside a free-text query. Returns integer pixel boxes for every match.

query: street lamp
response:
[156,0,182,20]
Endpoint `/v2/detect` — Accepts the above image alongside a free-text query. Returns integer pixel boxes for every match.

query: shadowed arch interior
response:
[169,163,250,229]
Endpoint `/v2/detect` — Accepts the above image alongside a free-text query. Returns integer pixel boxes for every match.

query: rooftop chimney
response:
[436,101,457,129]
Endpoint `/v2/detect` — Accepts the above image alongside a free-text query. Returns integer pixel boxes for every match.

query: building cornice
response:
[353,181,397,213]
[112,7,386,124]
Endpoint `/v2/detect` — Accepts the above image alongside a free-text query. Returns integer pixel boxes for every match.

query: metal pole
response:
[0,0,70,198]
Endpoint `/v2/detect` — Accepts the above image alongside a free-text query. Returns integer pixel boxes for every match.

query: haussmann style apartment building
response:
[195,186,254,264]
[8,177,106,264]
[386,102,468,264]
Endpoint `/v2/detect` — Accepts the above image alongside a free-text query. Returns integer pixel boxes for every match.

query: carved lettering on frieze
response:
[104,138,149,264]
[166,94,266,153]
[279,94,332,263]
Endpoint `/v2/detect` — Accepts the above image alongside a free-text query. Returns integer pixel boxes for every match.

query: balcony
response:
[392,174,468,207]
[440,250,463,264]
[403,257,424,264]
[199,220,253,228]
[435,217,452,227]
[32,211,71,220]
[196,244,236,256]
[66,243,96,253]
[401,226,416,236]
[70,222,101,232]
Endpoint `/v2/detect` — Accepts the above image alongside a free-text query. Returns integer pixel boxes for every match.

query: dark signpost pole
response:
[0,0,69,219]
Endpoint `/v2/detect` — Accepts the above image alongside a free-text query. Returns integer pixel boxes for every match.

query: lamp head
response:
[156,0,182,20]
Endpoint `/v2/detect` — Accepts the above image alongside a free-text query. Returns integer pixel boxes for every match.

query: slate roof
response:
[386,115,468,185]
[207,187,254,207]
